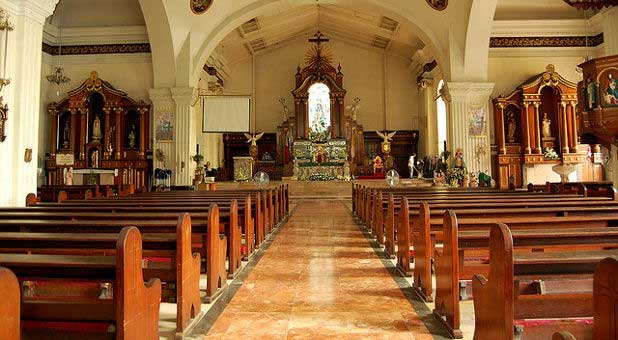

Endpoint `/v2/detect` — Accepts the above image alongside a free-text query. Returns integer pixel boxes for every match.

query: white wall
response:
[220,37,419,133]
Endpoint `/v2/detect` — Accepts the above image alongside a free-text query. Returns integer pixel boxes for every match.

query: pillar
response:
[114,107,122,159]
[570,101,578,149]
[103,107,111,158]
[497,103,506,155]
[79,108,87,159]
[560,102,569,154]
[49,107,57,157]
[417,78,435,157]
[149,88,174,173]
[171,87,197,186]
[534,102,542,154]
[523,102,532,154]
[0,0,58,206]
[446,82,495,175]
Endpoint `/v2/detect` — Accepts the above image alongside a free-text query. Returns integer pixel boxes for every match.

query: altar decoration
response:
[493,64,601,189]
[233,156,253,181]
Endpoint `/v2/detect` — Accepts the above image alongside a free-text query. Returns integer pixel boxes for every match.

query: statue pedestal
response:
[542,137,555,150]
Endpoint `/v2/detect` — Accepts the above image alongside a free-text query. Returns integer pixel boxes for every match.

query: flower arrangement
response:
[543,147,559,160]
[192,154,204,170]
[446,166,468,187]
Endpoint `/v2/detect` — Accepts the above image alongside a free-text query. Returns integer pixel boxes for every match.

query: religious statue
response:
[315,146,326,164]
[244,132,264,162]
[373,155,384,174]
[128,125,136,148]
[376,130,396,157]
[452,148,465,168]
[586,79,597,109]
[311,102,328,133]
[64,167,73,186]
[506,112,516,143]
[408,154,416,179]
[92,114,103,143]
[91,149,99,168]
[469,172,478,187]
[542,112,552,138]
[279,98,290,122]
[434,171,445,186]
[346,97,361,121]
[62,121,70,148]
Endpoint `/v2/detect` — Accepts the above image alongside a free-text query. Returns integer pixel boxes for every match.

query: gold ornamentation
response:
[85,71,102,92]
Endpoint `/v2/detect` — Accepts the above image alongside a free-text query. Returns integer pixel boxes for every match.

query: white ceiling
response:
[216,4,425,65]
[47,0,146,28]
[494,0,594,20]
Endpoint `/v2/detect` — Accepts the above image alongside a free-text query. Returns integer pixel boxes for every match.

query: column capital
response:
[171,87,197,107]
[148,88,174,107]
[2,0,59,23]
[446,82,494,100]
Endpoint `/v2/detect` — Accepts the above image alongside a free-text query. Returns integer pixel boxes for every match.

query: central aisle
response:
[201,200,433,339]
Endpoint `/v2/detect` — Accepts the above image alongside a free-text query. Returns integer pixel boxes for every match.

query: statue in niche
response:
[408,154,416,178]
[62,120,70,148]
[128,125,136,148]
[315,145,326,164]
[542,112,552,138]
[64,167,73,186]
[506,111,516,143]
[92,114,102,143]
[279,98,290,122]
[452,148,465,168]
[91,149,99,168]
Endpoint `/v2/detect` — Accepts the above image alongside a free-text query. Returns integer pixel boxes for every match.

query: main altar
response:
[274,32,366,180]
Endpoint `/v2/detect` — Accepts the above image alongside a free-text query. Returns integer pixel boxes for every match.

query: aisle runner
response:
[200,200,434,339]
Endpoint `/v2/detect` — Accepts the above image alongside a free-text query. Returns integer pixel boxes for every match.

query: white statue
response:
[279,98,290,122]
[346,97,361,121]
[408,154,416,179]
[92,114,102,143]
[243,132,265,146]
[542,113,552,138]
[375,130,397,143]
[64,167,74,186]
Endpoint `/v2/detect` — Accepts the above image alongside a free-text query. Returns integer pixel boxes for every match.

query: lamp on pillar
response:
[0,8,13,143]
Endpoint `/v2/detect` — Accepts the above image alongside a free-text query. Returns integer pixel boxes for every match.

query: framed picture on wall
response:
[156,112,174,142]
[467,106,487,137]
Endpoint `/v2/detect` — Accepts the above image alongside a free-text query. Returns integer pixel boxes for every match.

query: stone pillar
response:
[171,87,197,186]
[149,88,175,174]
[600,7,618,56]
[103,107,111,158]
[48,107,57,157]
[446,82,494,175]
[79,108,87,159]
[417,78,435,157]
[0,0,58,206]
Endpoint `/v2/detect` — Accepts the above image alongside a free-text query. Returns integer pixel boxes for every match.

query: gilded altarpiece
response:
[493,64,601,189]
[46,71,151,190]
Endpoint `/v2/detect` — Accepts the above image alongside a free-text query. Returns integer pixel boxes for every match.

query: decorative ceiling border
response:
[490,33,603,48]
[42,42,151,55]
[41,33,604,56]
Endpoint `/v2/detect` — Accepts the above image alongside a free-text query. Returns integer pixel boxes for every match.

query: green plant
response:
[192,154,204,163]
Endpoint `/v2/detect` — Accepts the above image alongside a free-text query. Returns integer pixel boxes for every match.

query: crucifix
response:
[308,31,329,46]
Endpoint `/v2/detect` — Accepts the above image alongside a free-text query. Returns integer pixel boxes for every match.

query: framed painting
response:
[190,0,213,15]
[426,0,448,11]
[156,112,174,142]
[598,68,618,108]
[468,107,487,137]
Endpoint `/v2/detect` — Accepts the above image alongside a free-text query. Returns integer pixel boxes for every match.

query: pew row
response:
[0,227,161,340]
[472,224,618,340]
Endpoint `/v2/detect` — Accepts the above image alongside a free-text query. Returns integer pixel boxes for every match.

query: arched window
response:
[437,80,447,153]
[308,83,331,139]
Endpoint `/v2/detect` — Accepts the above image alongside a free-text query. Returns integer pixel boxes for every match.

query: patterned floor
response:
[199,200,434,339]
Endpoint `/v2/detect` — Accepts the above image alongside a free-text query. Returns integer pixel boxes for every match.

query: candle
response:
[196,144,199,155]
[2,28,7,79]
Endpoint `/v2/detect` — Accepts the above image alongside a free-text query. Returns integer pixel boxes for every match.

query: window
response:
[437,79,447,153]
[308,83,331,136]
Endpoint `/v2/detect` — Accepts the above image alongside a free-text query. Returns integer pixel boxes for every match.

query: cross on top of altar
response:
[308,31,329,46]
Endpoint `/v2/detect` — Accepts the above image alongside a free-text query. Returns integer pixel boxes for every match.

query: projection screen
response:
[202,96,251,133]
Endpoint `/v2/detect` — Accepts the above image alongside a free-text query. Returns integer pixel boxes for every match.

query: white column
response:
[171,87,196,186]
[149,88,175,174]
[446,82,495,176]
[0,0,58,206]
[416,79,435,157]
[600,7,618,56]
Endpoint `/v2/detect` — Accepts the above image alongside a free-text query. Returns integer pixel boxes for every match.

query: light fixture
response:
[46,3,70,93]
[0,8,13,143]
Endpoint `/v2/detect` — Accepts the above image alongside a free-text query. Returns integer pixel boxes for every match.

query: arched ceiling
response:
[495,0,592,20]
[48,0,145,27]
[216,4,426,65]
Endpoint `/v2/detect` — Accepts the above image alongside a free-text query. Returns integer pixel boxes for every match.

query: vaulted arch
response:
[138,0,176,87]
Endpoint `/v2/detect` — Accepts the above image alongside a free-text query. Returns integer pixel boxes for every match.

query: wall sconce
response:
[0,8,13,143]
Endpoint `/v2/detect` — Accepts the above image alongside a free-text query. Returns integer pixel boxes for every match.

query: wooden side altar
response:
[493,64,602,189]
[45,71,151,190]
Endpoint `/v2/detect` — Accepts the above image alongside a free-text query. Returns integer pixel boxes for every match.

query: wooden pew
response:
[0,205,227,304]
[472,224,618,340]
[0,226,161,340]
[0,214,201,334]
[0,266,19,340]
[21,197,246,277]
[431,210,618,338]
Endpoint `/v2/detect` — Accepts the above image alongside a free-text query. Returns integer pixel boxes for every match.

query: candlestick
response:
[196,144,199,155]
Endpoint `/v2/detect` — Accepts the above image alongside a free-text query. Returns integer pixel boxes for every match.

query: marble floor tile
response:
[198,200,433,339]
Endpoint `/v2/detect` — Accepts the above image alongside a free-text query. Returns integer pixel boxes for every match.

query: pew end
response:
[0,266,20,340]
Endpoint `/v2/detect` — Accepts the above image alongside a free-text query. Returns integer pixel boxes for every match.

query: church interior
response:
[0,0,617,339]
